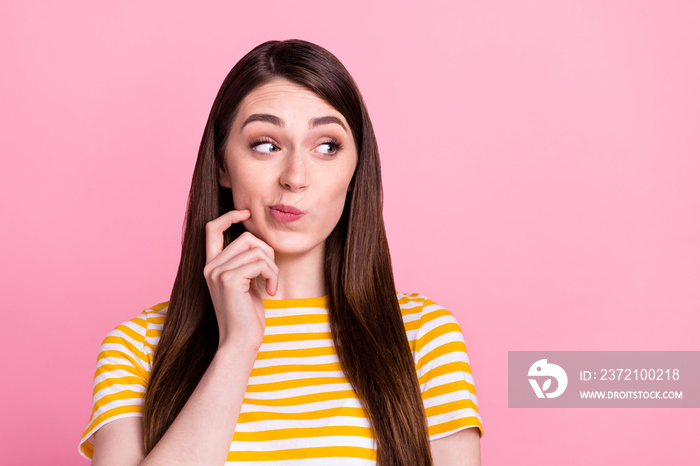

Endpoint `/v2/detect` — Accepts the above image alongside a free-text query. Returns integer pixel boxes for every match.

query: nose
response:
[278,148,308,192]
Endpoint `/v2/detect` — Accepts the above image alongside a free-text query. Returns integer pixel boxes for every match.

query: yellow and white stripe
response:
[79,293,483,463]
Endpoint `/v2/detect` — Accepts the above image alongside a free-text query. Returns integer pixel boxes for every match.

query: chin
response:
[270,237,322,257]
[271,244,314,257]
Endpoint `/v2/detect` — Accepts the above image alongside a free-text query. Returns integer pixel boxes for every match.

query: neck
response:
[256,244,326,300]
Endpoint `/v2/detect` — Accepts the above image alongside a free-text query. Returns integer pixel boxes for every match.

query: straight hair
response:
[143,39,433,465]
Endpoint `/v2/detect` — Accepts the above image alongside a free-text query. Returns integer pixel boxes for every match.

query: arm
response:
[92,343,259,466]
[92,209,279,466]
[430,427,481,466]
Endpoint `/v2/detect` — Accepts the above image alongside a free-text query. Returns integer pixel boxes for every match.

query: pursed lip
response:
[269,204,304,215]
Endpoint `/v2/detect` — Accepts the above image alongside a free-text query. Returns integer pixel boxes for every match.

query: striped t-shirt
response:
[79,292,483,463]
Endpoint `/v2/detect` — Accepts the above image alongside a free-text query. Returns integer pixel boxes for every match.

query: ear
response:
[218,165,231,188]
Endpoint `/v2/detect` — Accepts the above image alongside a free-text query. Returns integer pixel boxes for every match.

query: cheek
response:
[229,183,259,233]
[228,166,261,209]
[230,183,258,212]
[323,179,353,218]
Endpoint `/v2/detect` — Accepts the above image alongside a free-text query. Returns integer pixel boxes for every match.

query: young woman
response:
[79,39,483,465]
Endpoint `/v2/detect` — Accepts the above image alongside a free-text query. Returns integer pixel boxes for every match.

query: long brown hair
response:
[143,39,432,465]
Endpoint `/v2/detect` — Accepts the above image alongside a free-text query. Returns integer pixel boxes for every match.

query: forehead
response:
[236,79,344,122]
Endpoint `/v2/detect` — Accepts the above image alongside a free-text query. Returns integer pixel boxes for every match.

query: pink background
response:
[1,1,698,464]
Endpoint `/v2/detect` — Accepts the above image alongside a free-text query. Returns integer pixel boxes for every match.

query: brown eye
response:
[317,142,340,155]
[250,140,280,153]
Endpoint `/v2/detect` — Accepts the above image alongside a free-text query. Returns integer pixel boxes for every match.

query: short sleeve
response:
[78,309,153,459]
[414,296,483,440]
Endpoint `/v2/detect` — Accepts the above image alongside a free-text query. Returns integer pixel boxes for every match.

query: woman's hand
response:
[203,209,279,351]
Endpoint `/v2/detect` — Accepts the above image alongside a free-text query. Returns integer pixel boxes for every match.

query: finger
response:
[221,259,279,296]
[207,249,279,299]
[205,210,250,264]
[208,231,276,270]
[249,260,278,297]
[267,272,278,297]
[213,248,279,284]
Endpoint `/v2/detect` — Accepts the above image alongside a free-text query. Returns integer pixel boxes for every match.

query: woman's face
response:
[219,79,358,258]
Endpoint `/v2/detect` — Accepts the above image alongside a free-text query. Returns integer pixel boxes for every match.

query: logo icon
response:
[528,359,568,398]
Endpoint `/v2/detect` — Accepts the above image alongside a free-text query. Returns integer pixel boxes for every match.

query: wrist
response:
[216,339,261,360]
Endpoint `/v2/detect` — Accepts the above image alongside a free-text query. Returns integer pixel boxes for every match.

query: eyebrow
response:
[309,116,347,132]
[241,113,347,132]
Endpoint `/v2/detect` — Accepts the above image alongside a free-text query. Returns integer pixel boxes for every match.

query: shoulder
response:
[80,302,168,459]
[104,301,168,343]
[394,294,483,439]
[98,301,169,369]
[396,292,465,353]
[396,291,462,330]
